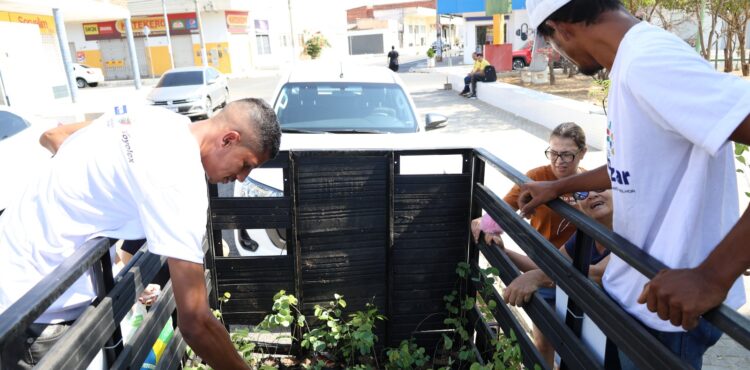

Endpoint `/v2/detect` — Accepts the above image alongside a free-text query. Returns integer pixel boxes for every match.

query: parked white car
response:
[146,66,229,119]
[0,106,57,213]
[72,63,104,88]
[232,64,448,255]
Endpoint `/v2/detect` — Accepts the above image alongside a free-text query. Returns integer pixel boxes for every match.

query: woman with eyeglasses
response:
[470,121,587,367]
[503,189,612,307]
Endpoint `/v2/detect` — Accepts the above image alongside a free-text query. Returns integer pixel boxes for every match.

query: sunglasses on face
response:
[545,148,580,163]
[573,189,608,201]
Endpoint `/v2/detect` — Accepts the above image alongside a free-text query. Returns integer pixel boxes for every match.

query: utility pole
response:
[436,11,443,62]
[124,16,142,89]
[52,8,78,102]
[162,0,174,69]
[195,0,208,66]
[288,0,296,61]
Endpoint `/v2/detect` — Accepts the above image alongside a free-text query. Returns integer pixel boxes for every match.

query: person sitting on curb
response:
[459,52,479,96]
[466,53,492,99]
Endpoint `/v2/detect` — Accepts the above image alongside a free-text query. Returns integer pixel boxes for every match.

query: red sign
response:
[82,13,197,40]
[225,10,248,34]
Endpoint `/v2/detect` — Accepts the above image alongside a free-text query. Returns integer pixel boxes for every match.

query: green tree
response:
[304,33,330,59]
[721,0,750,75]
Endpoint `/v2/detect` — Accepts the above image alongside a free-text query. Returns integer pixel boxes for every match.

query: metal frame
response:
[6,148,748,369]
[472,147,750,368]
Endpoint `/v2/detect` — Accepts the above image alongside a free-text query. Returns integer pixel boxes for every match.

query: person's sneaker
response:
[468,94,477,99]
[459,91,470,96]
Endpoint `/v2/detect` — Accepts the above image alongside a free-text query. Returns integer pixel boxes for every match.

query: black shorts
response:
[121,239,146,255]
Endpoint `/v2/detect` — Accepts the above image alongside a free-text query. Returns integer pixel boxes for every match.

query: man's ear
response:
[547,20,575,41]
[221,131,241,147]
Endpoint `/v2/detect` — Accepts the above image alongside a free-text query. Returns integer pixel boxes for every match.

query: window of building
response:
[255,20,271,55]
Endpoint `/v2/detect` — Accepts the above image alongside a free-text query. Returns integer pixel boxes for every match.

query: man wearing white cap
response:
[516,0,750,368]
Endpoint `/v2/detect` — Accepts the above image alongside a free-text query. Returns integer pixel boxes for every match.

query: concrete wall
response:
[446,70,607,150]
[0,22,57,110]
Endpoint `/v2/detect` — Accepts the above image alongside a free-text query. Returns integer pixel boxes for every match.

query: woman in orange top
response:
[471,121,587,367]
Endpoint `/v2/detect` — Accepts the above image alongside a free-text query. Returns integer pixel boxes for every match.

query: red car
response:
[512,41,562,70]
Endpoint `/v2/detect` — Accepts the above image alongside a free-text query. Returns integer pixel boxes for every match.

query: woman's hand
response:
[503,270,548,306]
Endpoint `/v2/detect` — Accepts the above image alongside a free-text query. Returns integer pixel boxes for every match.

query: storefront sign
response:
[83,13,196,40]
[0,11,56,35]
[226,11,248,34]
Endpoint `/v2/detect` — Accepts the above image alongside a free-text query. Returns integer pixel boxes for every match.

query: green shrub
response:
[304,33,330,59]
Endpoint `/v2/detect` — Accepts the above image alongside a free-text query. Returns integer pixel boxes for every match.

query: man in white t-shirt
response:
[0,98,280,370]
[516,0,750,368]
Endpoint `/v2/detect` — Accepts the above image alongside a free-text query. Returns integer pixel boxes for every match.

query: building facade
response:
[0,0,128,110]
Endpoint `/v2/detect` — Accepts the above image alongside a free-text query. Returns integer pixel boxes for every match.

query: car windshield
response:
[156,71,204,88]
[274,82,418,133]
[0,111,30,142]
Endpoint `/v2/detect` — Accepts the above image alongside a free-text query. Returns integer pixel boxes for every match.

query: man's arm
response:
[39,121,91,155]
[168,258,249,370]
[518,165,611,218]
[639,114,750,330]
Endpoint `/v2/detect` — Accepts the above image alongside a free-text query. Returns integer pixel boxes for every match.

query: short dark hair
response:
[537,0,622,36]
[226,98,281,159]
[476,52,483,57]
[550,122,586,150]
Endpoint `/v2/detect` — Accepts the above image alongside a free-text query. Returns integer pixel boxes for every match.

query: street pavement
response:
[69,65,749,368]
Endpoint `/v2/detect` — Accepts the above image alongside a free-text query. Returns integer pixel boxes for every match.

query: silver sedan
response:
[146,66,229,119]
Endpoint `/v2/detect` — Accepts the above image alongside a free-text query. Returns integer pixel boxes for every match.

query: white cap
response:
[526,0,572,29]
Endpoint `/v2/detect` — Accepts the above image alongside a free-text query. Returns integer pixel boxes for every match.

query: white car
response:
[232,64,448,255]
[0,106,57,213]
[146,66,229,119]
[270,64,445,134]
[72,63,104,88]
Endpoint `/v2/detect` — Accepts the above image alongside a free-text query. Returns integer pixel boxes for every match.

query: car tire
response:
[512,58,526,71]
[88,82,98,87]
[76,78,87,88]
[204,97,213,119]
[266,228,286,251]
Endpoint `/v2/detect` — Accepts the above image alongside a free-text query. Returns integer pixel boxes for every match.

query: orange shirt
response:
[503,165,582,248]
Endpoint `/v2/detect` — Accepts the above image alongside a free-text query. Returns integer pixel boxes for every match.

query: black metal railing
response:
[0,238,200,369]
[470,147,750,369]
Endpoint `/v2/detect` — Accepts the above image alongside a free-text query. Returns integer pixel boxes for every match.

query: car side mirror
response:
[425,113,447,130]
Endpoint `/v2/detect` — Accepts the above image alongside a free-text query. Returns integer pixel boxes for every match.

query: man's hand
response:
[169,258,250,369]
[503,270,547,307]
[517,181,559,219]
[637,267,729,330]
[138,284,161,305]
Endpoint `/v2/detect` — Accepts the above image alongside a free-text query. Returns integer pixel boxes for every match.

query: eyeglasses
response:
[545,148,580,163]
[573,189,608,201]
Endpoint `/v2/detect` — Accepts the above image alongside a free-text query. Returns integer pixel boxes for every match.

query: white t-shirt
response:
[0,105,208,323]
[602,22,750,332]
